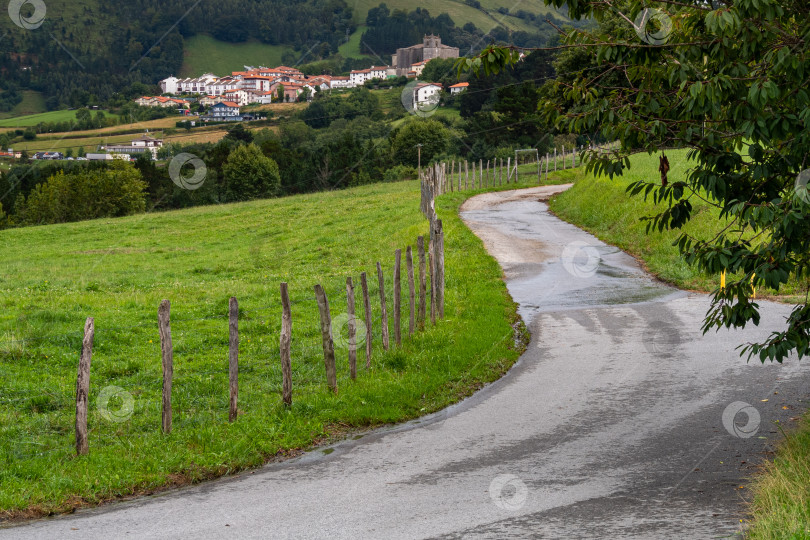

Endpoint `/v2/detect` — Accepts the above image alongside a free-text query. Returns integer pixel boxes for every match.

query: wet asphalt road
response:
[5,186,809,539]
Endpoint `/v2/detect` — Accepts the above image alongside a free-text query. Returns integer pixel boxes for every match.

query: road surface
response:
[5,185,809,539]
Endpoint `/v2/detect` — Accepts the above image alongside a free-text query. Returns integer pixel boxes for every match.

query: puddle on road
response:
[461,198,678,324]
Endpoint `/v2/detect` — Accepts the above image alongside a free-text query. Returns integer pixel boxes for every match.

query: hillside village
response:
[145,35,469,121]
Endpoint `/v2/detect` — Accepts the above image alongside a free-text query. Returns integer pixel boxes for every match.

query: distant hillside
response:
[0,0,567,110]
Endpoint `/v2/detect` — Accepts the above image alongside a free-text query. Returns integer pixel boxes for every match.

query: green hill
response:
[181,35,292,77]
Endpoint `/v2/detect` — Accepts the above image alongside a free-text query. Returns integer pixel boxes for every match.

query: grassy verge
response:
[0,168,576,519]
[547,149,810,537]
[746,416,810,539]
[549,149,808,300]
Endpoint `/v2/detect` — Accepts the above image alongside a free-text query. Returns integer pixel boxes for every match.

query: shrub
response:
[17,162,147,225]
[383,164,417,182]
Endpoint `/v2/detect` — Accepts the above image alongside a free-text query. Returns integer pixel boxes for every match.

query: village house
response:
[135,96,189,109]
[449,82,469,95]
[413,82,442,107]
[329,76,352,89]
[198,95,222,107]
[204,101,242,121]
[104,134,164,159]
[410,60,428,77]
[206,76,240,96]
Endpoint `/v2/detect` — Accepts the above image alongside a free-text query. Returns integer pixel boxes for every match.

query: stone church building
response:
[392,35,460,76]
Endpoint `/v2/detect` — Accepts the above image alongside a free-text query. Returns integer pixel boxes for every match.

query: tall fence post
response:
[406,246,415,336]
[554,148,558,171]
[314,284,337,393]
[279,283,292,406]
[376,262,390,351]
[417,236,427,328]
[393,249,402,347]
[159,299,173,434]
[75,317,94,456]
[228,297,238,422]
[465,160,469,190]
[506,157,511,183]
[450,161,455,193]
[360,272,372,369]
[435,219,445,319]
[486,160,490,187]
[429,226,437,325]
[479,159,483,189]
[346,277,358,380]
[515,158,519,184]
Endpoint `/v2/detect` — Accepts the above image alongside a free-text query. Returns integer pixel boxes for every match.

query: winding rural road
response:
[5,186,810,539]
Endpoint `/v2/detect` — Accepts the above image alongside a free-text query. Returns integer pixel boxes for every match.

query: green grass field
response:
[0,109,118,128]
[0,91,48,121]
[338,26,369,59]
[349,0,559,33]
[181,35,292,77]
[0,169,581,519]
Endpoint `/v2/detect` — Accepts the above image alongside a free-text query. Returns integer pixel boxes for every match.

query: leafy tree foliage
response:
[390,119,451,167]
[223,144,281,201]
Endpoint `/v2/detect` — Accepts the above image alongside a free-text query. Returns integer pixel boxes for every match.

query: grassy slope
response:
[0,110,118,128]
[0,92,48,121]
[338,26,368,59]
[0,169,579,518]
[549,149,808,299]
[350,0,557,33]
[181,35,292,77]
[548,150,810,537]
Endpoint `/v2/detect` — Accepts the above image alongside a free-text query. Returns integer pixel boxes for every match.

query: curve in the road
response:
[4,186,809,539]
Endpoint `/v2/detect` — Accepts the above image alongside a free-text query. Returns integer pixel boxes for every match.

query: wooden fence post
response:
[346,277,357,380]
[465,161,469,190]
[479,159,483,189]
[562,146,566,170]
[75,317,94,456]
[471,161,475,190]
[545,154,550,182]
[406,246,415,336]
[158,299,173,434]
[506,157,511,183]
[450,161,455,193]
[435,220,445,319]
[429,227,437,325]
[554,148,558,171]
[314,285,337,393]
[228,297,238,422]
[393,249,402,347]
[515,158,519,184]
[417,236,427,328]
[376,262,390,351]
[486,160,490,187]
[360,272,372,369]
[279,283,292,406]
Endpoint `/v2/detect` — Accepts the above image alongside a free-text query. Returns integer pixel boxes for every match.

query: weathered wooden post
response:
[279,283,292,406]
[554,148,558,171]
[158,299,173,434]
[465,160,469,190]
[429,227,436,325]
[376,262,390,351]
[506,157,511,183]
[471,161,475,190]
[417,236,427,328]
[435,220,445,319]
[486,160,490,187]
[479,159,483,189]
[228,297,238,422]
[346,277,358,380]
[314,284,337,393]
[393,249,402,347]
[75,317,94,456]
[450,161,455,193]
[360,272,372,368]
[406,246,415,336]
[562,146,566,170]
[515,157,519,184]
